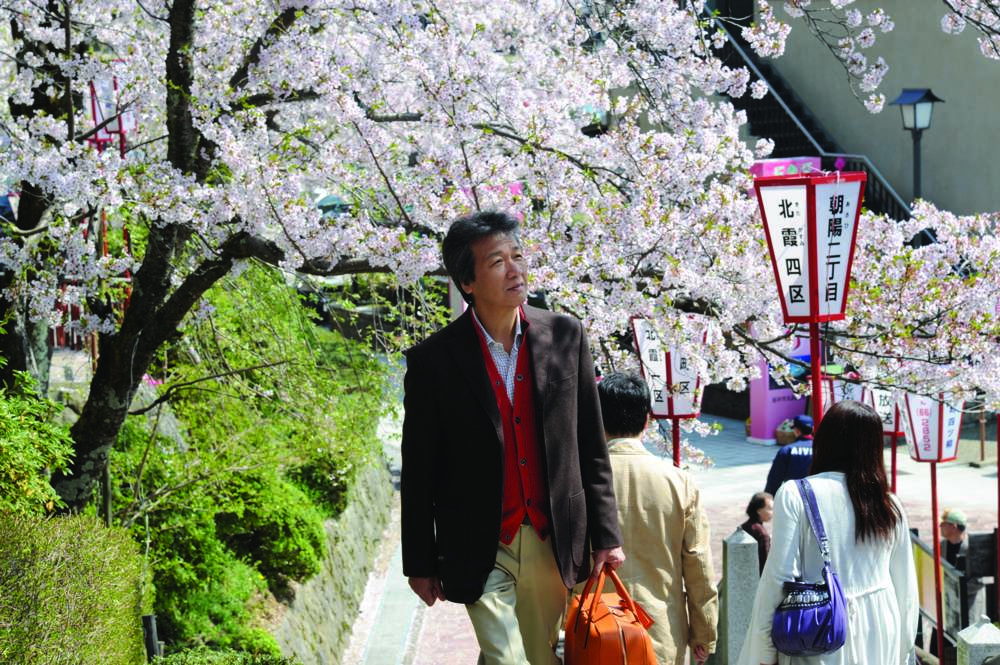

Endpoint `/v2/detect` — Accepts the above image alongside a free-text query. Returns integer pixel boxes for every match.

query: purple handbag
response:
[771,479,848,656]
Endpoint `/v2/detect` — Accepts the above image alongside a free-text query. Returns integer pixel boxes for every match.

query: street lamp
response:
[889,88,944,201]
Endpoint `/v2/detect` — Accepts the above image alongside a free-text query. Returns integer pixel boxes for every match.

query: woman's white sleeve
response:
[890,496,919,664]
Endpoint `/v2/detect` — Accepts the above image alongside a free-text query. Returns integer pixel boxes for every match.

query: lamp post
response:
[889,88,944,201]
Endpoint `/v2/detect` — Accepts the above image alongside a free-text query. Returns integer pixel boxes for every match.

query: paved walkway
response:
[345,412,1000,665]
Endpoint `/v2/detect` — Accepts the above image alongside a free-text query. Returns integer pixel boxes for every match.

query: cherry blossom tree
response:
[1,0,999,510]
[773,0,1000,110]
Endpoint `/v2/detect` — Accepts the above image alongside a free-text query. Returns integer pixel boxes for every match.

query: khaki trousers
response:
[466,525,567,665]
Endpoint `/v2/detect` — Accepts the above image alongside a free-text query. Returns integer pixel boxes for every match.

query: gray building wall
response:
[757,0,1000,215]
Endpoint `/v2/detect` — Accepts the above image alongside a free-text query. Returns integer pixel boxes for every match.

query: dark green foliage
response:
[0,514,147,665]
[0,372,74,515]
[215,470,325,589]
[286,447,353,517]
[147,516,273,653]
[109,264,391,653]
[154,647,301,664]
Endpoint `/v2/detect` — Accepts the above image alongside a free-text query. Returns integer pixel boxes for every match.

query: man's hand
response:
[408,576,446,606]
[692,644,708,664]
[589,546,626,585]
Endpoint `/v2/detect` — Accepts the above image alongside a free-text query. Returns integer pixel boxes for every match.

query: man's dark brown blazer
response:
[400,305,622,604]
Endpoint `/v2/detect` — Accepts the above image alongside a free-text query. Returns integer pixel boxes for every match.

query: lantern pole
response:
[809,322,824,425]
[996,413,999,622]
[931,461,945,658]
[671,419,681,468]
[890,406,899,494]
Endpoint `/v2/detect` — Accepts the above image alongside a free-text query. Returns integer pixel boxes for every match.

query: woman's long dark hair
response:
[810,400,900,543]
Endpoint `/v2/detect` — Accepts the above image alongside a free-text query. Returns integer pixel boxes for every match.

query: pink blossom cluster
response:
[1,0,1000,415]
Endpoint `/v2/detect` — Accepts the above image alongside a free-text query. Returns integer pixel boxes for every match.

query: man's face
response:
[461,233,528,313]
[940,520,962,541]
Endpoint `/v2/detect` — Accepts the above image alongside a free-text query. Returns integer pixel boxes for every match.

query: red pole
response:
[809,322,824,426]
[890,406,899,494]
[931,461,945,658]
[672,418,681,468]
[996,413,999,622]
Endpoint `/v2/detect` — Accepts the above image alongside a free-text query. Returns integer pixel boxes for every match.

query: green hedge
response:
[0,514,147,665]
[154,647,300,664]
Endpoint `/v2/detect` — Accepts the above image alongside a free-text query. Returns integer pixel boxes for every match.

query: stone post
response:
[958,616,1000,665]
[706,529,760,665]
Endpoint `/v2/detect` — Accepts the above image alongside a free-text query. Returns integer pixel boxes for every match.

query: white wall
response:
[761,0,1000,215]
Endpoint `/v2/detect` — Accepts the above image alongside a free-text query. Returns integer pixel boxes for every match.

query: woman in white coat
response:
[737,400,919,664]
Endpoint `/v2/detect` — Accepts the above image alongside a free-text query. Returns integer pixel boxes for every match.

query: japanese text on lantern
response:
[813,181,858,317]
[919,406,932,454]
[759,185,810,319]
[630,317,704,419]
[634,320,668,414]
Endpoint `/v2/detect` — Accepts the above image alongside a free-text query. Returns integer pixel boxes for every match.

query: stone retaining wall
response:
[273,460,394,665]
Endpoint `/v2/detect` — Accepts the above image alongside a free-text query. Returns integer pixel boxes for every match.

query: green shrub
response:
[0,514,147,665]
[149,515,278,654]
[0,372,74,515]
[214,471,325,589]
[286,447,354,517]
[110,264,391,652]
[154,646,300,664]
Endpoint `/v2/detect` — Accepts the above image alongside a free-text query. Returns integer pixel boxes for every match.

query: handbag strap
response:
[574,566,656,633]
[795,478,834,568]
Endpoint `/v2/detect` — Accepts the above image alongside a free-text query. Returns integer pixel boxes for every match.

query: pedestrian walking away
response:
[764,414,814,496]
[597,372,718,665]
[737,400,918,665]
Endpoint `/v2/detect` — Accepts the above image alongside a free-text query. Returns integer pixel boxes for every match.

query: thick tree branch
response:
[229,7,301,92]
[240,89,320,109]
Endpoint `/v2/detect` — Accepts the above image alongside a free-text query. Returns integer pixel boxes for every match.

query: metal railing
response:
[715,20,912,221]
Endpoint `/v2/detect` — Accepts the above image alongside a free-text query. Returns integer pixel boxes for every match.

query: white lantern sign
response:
[866,387,903,435]
[754,172,866,323]
[818,377,866,415]
[631,316,709,419]
[899,393,964,463]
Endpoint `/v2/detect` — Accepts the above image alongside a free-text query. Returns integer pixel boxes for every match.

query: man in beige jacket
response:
[597,372,718,665]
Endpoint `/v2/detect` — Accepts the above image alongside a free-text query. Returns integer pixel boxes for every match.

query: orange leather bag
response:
[564,567,658,665]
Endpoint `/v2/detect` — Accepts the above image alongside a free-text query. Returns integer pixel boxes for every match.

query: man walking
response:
[597,372,717,665]
[401,211,624,665]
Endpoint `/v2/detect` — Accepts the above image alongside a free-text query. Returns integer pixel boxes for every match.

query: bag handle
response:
[795,479,834,568]
[573,566,607,636]
[574,565,655,634]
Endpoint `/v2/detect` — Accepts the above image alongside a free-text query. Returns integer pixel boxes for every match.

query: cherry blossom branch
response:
[470,123,632,198]
[134,0,168,22]
[350,120,414,226]
[128,360,291,416]
[942,0,1000,60]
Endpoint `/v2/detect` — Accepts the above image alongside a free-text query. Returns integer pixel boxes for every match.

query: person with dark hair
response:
[598,372,717,665]
[401,211,624,665]
[737,400,918,665]
[740,491,774,574]
[763,413,814,496]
